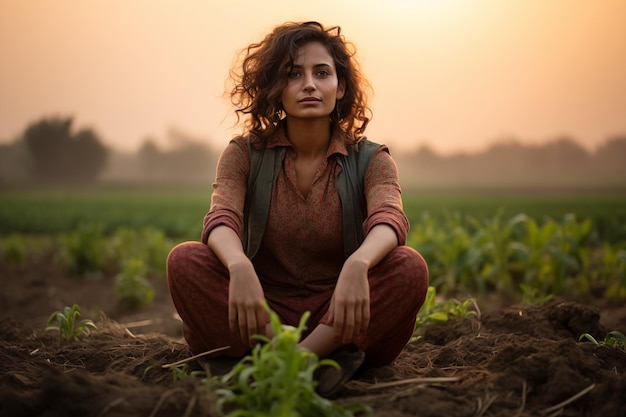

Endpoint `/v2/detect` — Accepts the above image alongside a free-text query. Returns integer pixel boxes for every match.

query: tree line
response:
[395,136,626,189]
[0,117,218,186]
[0,115,624,189]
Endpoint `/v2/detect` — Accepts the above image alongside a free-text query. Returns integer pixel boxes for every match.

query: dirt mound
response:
[1,298,625,417]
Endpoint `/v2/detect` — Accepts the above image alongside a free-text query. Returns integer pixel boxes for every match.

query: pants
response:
[166,241,428,366]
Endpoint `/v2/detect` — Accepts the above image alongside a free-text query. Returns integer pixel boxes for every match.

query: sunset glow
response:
[1,0,625,154]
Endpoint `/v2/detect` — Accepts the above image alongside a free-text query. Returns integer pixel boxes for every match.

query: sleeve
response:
[201,137,250,244]
[362,146,410,245]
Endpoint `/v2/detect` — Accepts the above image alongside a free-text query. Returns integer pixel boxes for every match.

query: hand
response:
[227,259,267,346]
[328,258,371,344]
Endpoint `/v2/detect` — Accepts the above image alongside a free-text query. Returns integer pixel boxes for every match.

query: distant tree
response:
[593,136,626,176]
[22,116,109,184]
[138,138,161,180]
[133,128,216,183]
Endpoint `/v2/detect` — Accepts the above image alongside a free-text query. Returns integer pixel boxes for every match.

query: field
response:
[1,188,626,416]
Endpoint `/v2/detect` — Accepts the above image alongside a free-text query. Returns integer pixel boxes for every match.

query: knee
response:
[386,246,429,301]
[390,246,429,279]
[166,241,207,282]
[167,241,198,268]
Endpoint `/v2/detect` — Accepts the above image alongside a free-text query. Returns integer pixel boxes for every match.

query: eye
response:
[288,70,302,79]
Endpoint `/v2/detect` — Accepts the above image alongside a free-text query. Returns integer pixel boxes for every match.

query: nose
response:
[303,72,316,91]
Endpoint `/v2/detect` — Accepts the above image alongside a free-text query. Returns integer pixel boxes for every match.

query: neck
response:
[284,117,331,158]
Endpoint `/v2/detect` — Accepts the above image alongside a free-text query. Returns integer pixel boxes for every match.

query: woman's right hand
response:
[207,225,268,346]
[227,258,267,346]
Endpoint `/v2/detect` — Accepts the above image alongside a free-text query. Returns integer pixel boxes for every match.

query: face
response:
[280,41,345,121]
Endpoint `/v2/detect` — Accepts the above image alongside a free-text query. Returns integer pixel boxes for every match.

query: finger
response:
[327,295,335,323]
[333,303,345,343]
[238,309,249,344]
[228,303,237,334]
[352,304,362,341]
[361,303,371,335]
[343,304,355,344]
[247,309,258,345]
[256,307,267,337]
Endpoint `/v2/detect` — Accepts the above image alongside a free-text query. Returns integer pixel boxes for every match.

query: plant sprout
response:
[216,302,372,417]
[579,331,626,348]
[46,304,97,341]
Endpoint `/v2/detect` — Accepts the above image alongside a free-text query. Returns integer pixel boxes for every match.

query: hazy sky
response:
[1,0,625,154]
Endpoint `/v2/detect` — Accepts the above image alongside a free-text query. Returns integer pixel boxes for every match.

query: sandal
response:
[315,349,365,398]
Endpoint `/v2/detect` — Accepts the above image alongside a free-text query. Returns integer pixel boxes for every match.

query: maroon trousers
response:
[167,242,428,366]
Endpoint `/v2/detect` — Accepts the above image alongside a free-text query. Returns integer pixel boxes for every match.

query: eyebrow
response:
[291,63,333,69]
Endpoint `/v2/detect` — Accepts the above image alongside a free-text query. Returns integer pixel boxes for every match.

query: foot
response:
[315,349,365,398]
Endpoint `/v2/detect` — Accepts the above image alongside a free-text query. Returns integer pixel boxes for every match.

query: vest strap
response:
[243,139,380,259]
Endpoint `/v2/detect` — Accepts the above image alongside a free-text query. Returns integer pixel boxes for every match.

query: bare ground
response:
[1,250,625,417]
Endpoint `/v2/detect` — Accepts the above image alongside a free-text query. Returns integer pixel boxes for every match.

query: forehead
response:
[293,41,335,67]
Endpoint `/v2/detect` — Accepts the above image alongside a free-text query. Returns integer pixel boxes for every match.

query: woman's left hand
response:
[328,257,371,344]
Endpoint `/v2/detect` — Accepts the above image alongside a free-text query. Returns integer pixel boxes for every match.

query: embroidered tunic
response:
[202,126,409,296]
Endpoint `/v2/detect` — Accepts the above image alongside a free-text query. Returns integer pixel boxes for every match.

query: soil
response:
[1,250,626,417]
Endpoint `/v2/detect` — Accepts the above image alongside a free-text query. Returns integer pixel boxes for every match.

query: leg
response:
[310,246,429,366]
[166,241,250,356]
[360,246,429,365]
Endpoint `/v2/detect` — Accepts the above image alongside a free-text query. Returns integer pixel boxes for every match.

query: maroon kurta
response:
[167,126,428,366]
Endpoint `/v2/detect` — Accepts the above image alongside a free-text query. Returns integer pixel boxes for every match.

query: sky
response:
[1,0,625,155]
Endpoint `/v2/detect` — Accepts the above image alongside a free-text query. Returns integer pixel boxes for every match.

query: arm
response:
[203,138,267,345]
[328,147,408,344]
[208,225,266,346]
[328,224,397,344]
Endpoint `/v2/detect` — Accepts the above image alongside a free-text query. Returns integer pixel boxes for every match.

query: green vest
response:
[242,139,381,260]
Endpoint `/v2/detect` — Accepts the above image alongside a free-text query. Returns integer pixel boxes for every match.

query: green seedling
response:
[412,286,479,341]
[3,234,27,266]
[579,331,626,348]
[60,223,107,275]
[170,363,206,382]
[216,302,371,417]
[115,257,155,308]
[110,227,170,278]
[46,304,97,341]
[519,283,554,305]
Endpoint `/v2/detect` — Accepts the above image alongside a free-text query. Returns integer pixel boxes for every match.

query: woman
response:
[167,21,428,396]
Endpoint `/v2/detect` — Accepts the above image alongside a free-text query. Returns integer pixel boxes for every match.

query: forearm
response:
[207,225,250,271]
[346,224,398,270]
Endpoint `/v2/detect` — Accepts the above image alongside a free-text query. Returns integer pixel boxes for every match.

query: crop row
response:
[3,210,625,303]
[2,189,626,242]
[408,211,626,301]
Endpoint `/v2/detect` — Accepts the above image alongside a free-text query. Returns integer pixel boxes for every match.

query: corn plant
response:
[412,286,478,341]
[519,283,554,305]
[110,227,171,278]
[59,223,108,275]
[216,302,372,417]
[579,331,626,349]
[2,234,27,266]
[408,212,482,294]
[170,363,206,382]
[588,244,626,300]
[46,304,97,341]
[467,211,529,295]
[115,257,155,308]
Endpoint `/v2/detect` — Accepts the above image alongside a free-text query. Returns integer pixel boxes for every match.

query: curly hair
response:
[228,21,372,146]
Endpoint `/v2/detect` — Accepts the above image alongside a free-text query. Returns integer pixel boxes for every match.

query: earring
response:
[274,106,283,122]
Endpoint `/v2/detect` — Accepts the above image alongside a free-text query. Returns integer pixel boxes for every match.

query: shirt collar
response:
[269,122,349,158]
